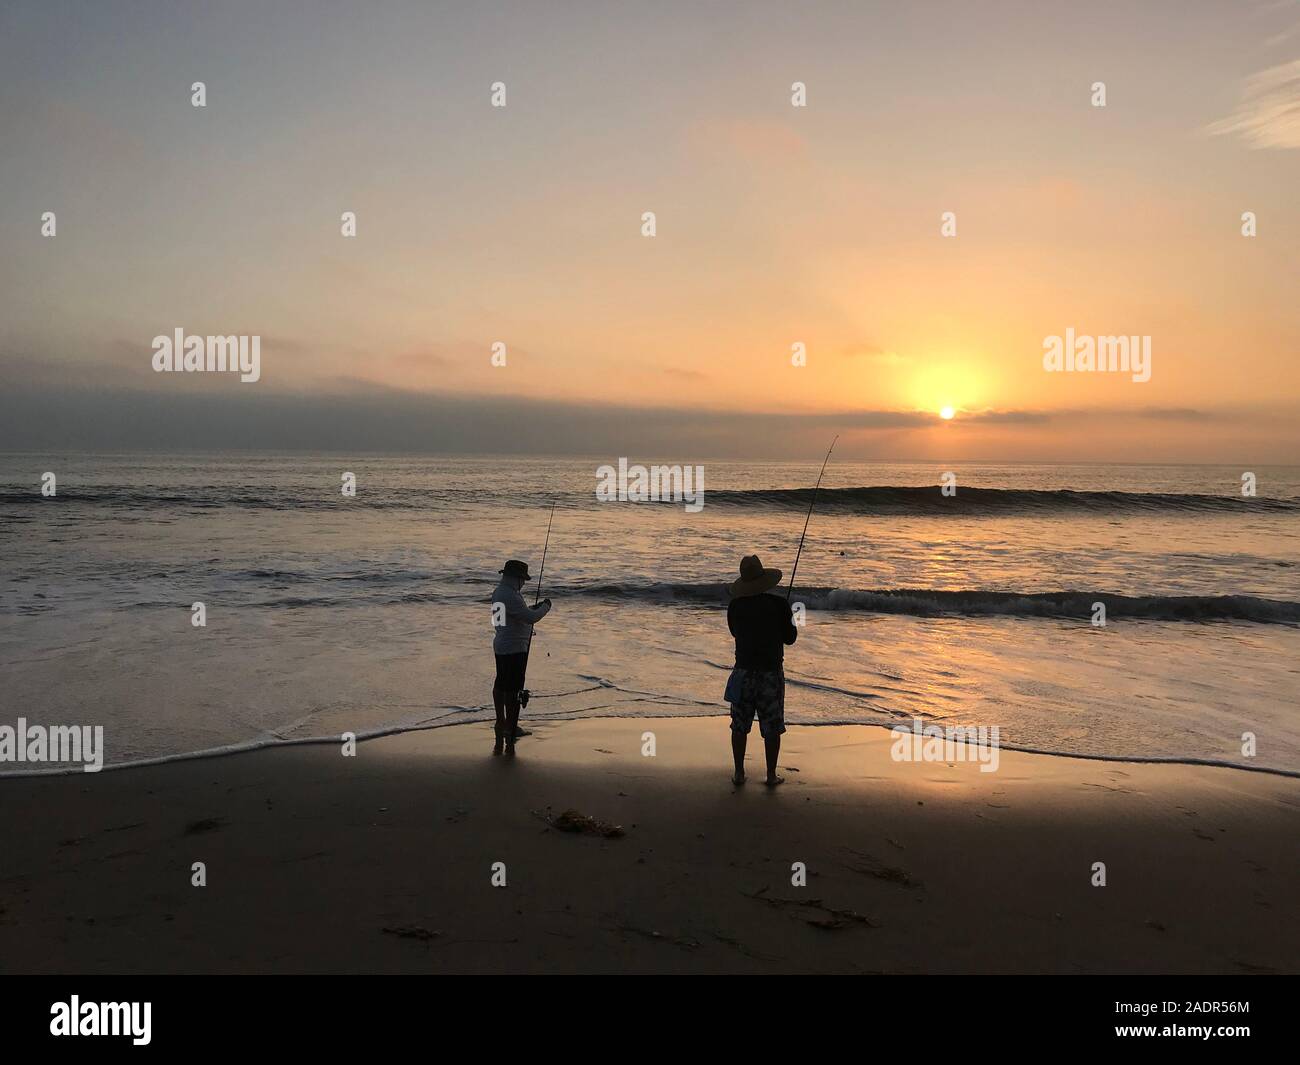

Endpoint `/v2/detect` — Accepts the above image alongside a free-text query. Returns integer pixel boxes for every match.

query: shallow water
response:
[2,453,1297,773]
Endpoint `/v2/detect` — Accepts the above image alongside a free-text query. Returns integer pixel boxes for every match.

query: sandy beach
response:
[2,717,1295,975]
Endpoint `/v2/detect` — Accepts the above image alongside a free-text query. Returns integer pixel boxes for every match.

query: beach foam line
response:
[785,715,1300,779]
[0,712,478,779]
[4,705,1299,781]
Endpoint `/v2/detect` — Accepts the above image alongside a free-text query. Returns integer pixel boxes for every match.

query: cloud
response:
[1132,406,1212,421]
[1205,58,1300,149]
[391,348,451,368]
[0,365,1245,460]
[958,407,1212,425]
[0,382,951,457]
[961,409,1055,424]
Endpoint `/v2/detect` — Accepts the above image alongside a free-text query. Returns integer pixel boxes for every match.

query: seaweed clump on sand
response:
[536,807,625,838]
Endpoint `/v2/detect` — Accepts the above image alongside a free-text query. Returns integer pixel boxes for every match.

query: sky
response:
[1,0,1297,461]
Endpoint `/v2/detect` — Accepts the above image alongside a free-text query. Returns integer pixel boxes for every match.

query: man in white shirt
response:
[490,559,552,756]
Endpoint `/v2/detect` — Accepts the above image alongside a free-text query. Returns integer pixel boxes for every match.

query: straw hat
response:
[729,554,782,597]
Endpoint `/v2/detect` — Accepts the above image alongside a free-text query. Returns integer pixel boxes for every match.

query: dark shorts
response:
[494,652,528,693]
[726,668,786,739]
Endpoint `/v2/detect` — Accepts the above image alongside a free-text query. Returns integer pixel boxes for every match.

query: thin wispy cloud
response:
[1206,57,1300,148]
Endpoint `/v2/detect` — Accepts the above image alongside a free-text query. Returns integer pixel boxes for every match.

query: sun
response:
[939,405,955,420]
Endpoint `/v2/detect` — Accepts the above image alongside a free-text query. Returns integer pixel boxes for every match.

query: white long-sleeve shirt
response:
[490,579,551,654]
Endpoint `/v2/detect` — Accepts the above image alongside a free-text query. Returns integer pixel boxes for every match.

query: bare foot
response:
[764,775,785,787]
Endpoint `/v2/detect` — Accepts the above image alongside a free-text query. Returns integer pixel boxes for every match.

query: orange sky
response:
[2,1,1297,460]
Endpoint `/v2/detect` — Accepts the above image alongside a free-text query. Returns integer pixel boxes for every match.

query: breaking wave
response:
[551,581,1300,624]
[703,486,1300,514]
[6,484,1297,515]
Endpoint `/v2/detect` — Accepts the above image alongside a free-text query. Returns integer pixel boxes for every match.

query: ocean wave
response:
[4,484,1297,515]
[550,581,1300,624]
[106,574,1300,624]
[703,486,1300,514]
[0,486,481,511]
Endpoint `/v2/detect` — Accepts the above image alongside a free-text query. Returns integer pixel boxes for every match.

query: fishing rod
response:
[525,501,556,651]
[787,435,837,602]
[519,501,556,711]
[533,501,556,608]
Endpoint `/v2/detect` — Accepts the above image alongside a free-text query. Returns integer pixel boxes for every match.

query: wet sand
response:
[1,718,1296,973]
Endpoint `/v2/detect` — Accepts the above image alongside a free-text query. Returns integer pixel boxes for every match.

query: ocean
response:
[2,453,1298,774]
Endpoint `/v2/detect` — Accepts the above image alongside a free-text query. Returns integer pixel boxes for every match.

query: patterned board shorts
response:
[725,668,786,738]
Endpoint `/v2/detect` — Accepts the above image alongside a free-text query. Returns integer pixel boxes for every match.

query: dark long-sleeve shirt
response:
[727,592,797,671]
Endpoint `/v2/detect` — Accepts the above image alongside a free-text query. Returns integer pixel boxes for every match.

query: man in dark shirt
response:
[725,554,797,786]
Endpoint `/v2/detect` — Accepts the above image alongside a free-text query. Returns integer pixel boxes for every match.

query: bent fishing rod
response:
[787,435,838,603]
[526,500,556,649]
[517,501,556,709]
